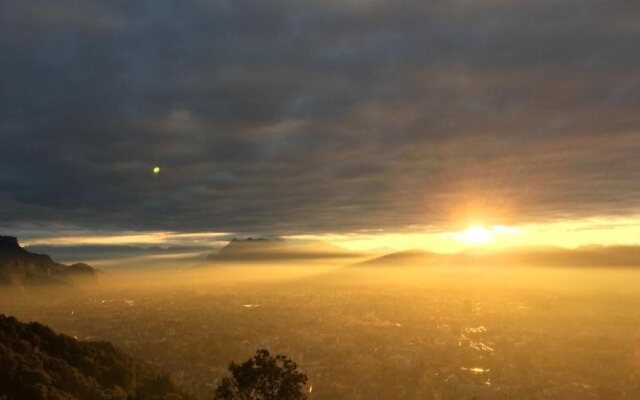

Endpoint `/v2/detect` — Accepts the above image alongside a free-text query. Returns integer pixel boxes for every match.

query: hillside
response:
[0,236,97,286]
[352,250,444,267]
[355,245,640,268]
[0,314,193,400]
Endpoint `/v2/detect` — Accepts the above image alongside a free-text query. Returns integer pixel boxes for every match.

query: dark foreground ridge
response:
[0,314,194,400]
[0,236,97,286]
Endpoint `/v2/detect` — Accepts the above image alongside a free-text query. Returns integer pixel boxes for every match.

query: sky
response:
[2,0,640,252]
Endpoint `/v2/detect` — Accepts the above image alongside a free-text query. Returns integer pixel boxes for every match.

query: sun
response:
[153,166,161,174]
[460,225,493,246]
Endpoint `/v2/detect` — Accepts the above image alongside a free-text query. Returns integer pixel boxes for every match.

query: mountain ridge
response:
[355,245,640,268]
[0,235,98,286]
[205,237,360,263]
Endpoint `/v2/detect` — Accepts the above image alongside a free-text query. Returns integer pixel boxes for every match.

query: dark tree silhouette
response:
[214,349,308,400]
[0,315,193,400]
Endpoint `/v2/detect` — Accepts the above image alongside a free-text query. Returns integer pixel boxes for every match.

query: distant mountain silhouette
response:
[0,314,193,400]
[352,249,444,267]
[26,244,210,262]
[66,262,99,276]
[355,245,640,268]
[0,236,98,286]
[204,237,359,263]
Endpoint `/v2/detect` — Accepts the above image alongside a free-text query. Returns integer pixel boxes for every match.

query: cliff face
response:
[0,236,96,286]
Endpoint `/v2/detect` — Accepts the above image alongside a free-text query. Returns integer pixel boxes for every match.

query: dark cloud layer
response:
[1,0,640,236]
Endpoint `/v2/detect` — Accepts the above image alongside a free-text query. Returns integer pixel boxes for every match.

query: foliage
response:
[214,350,307,400]
[0,315,193,400]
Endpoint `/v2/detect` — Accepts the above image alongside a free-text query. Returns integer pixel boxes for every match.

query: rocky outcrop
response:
[0,236,97,286]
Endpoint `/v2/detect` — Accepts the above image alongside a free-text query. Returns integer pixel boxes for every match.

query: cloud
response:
[1,0,640,237]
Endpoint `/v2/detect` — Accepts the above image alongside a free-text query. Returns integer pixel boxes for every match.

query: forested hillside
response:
[0,315,194,400]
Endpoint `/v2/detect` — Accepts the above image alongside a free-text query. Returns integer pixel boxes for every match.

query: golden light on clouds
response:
[20,217,640,255]
[23,231,230,246]
[286,216,640,254]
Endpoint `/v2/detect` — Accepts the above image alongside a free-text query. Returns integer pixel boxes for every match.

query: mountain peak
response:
[230,236,280,243]
[0,235,98,286]
[204,237,357,264]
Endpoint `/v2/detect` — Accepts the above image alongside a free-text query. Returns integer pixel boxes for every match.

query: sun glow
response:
[460,225,493,246]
